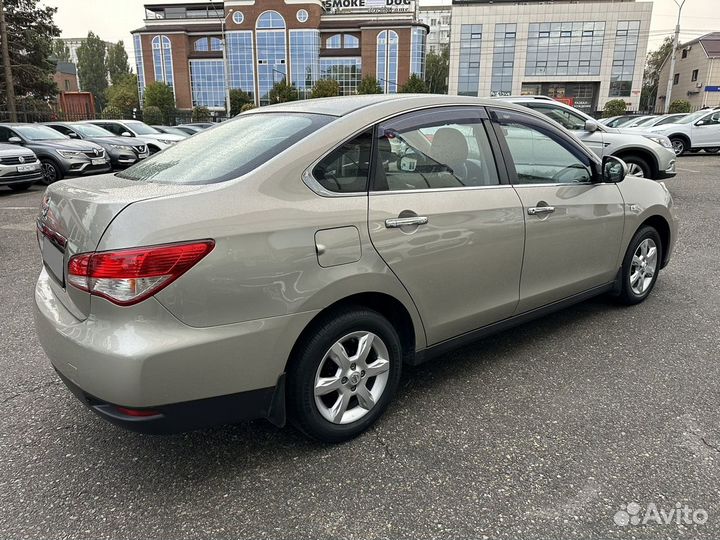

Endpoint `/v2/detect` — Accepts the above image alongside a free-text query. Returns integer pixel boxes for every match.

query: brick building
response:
[131,0,428,110]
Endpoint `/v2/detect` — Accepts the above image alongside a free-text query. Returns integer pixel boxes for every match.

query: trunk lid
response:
[38,173,201,320]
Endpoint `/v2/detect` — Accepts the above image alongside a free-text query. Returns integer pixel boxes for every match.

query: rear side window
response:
[312,130,373,193]
[118,113,333,184]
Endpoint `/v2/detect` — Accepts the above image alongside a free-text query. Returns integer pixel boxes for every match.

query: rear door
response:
[490,107,625,313]
[368,107,525,345]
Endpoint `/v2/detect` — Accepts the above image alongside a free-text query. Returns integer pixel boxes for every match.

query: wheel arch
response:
[667,132,691,147]
[39,154,65,181]
[613,148,658,178]
[639,214,672,268]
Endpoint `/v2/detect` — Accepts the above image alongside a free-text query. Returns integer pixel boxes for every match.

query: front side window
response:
[494,110,592,185]
[118,113,333,185]
[14,125,68,141]
[374,108,500,191]
[312,130,373,193]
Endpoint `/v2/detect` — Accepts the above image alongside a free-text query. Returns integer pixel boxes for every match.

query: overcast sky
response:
[46,0,720,59]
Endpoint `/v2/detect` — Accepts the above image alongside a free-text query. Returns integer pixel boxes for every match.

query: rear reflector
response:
[67,240,214,306]
[115,406,161,417]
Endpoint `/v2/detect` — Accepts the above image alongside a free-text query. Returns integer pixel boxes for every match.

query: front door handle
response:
[385,216,429,228]
[527,206,555,216]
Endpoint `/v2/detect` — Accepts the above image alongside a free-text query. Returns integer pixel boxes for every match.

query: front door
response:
[368,107,525,345]
[691,110,720,147]
[490,107,625,313]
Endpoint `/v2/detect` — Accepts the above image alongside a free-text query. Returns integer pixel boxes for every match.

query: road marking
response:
[0,206,36,210]
[677,168,700,173]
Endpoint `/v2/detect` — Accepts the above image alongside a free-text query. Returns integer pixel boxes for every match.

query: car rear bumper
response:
[33,268,317,431]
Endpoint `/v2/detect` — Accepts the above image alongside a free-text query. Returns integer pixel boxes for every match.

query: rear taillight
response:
[67,240,214,306]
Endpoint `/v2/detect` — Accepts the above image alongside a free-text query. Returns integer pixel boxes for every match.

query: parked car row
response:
[0,120,212,191]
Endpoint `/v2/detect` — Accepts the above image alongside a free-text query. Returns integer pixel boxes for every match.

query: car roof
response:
[253,94,509,117]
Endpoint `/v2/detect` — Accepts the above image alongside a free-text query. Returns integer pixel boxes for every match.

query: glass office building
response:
[132,0,427,111]
[449,0,653,113]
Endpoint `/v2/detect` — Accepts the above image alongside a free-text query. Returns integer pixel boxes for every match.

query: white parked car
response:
[644,109,720,155]
[84,120,185,154]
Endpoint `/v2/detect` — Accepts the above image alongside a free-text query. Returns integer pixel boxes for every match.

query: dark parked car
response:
[0,124,110,184]
[151,126,190,138]
[45,122,149,169]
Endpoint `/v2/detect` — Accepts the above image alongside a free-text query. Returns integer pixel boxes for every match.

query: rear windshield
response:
[117,112,334,184]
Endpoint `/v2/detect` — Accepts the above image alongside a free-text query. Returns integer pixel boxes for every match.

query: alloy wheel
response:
[314,331,390,425]
[630,238,658,295]
[671,139,685,156]
[41,162,58,184]
[626,162,645,177]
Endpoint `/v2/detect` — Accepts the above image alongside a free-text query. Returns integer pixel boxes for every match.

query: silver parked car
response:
[34,95,676,442]
[0,142,42,191]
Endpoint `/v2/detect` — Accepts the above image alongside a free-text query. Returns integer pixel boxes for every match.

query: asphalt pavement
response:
[1,155,719,539]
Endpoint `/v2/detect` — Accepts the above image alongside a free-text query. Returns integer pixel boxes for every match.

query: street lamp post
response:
[663,0,687,114]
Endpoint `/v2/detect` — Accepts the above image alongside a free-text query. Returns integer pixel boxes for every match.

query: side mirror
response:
[585,119,600,132]
[696,120,706,126]
[68,132,79,138]
[8,136,21,144]
[602,155,628,183]
[121,131,133,137]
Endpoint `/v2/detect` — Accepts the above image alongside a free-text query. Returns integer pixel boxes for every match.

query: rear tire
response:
[670,137,687,156]
[617,226,662,306]
[287,307,402,443]
[40,159,63,185]
[704,147,720,154]
[8,181,34,192]
[622,155,651,178]
[689,149,701,154]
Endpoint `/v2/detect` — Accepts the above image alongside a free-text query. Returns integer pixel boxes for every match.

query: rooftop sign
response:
[323,0,414,13]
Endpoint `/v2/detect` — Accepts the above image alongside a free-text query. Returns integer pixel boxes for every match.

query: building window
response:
[376,30,399,93]
[195,37,209,51]
[320,58,361,95]
[151,35,175,99]
[133,34,146,104]
[682,48,688,59]
[344,34,359,48]
[526,21,605,77]
[190,60,226,108]
[257,10,285,29]
[609,20,640,97]
[227,31,255,100]
[692,69,699,82]
[210,37,223,51]
[290,30,320,98]
[673,73,680,85]
[232,11,244,25]
[256,12,287,105]
[296,9,309,23]
[410,27,427,78]
[491,23,516,97]
[64,79,70,91]
[326,34,342,49]
[458,24,482,96]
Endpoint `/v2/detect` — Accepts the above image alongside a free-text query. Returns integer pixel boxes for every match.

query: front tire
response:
[287,308,402,443]
[623,155,651,178]
[670,137,687,156]
[40,159,62,185]
[617,226,662,305]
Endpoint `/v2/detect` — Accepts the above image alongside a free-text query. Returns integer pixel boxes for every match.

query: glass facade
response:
[320,58,361,95]
[151,35,175,96]
[610,20,640,97]
[410,27,427,77]
[525,22,605,77]
[458,24,482,96]
[189,60,226,108]
[227,31,255,98]
[256,11,287,105]
[377,30,399,93]
[490,24,516,96]
[133,34,145,105]
[290,30,320,97]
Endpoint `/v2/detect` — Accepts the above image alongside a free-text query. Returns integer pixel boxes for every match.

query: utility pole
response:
[0,0,17,122]
[664,0,687,113]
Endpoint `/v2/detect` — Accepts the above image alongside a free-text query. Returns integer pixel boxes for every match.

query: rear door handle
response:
[527,206,555,215]
[385,216,429,228]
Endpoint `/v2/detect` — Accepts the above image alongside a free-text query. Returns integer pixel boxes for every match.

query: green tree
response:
[192,106,211,122]
[640,36,674,112]
[0,0,60,110]
[143,81,175,123]
[229,88,251,115]
[240,103,256,112]
[425,44,449,94]
[76,32,108,110]
[357,75,382,94]
[399,73,428,93]
[100,105,123,119]
[105,73,138,117]
[52,39,70,62]
[268,78,298,104]
[106,41,130,84]
[311,78,339,98]
[603,99,627,118]
[669,99,691,113]
[142,105,163,125]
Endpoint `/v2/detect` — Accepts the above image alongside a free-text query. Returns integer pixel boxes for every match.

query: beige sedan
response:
[34,95,676,442]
